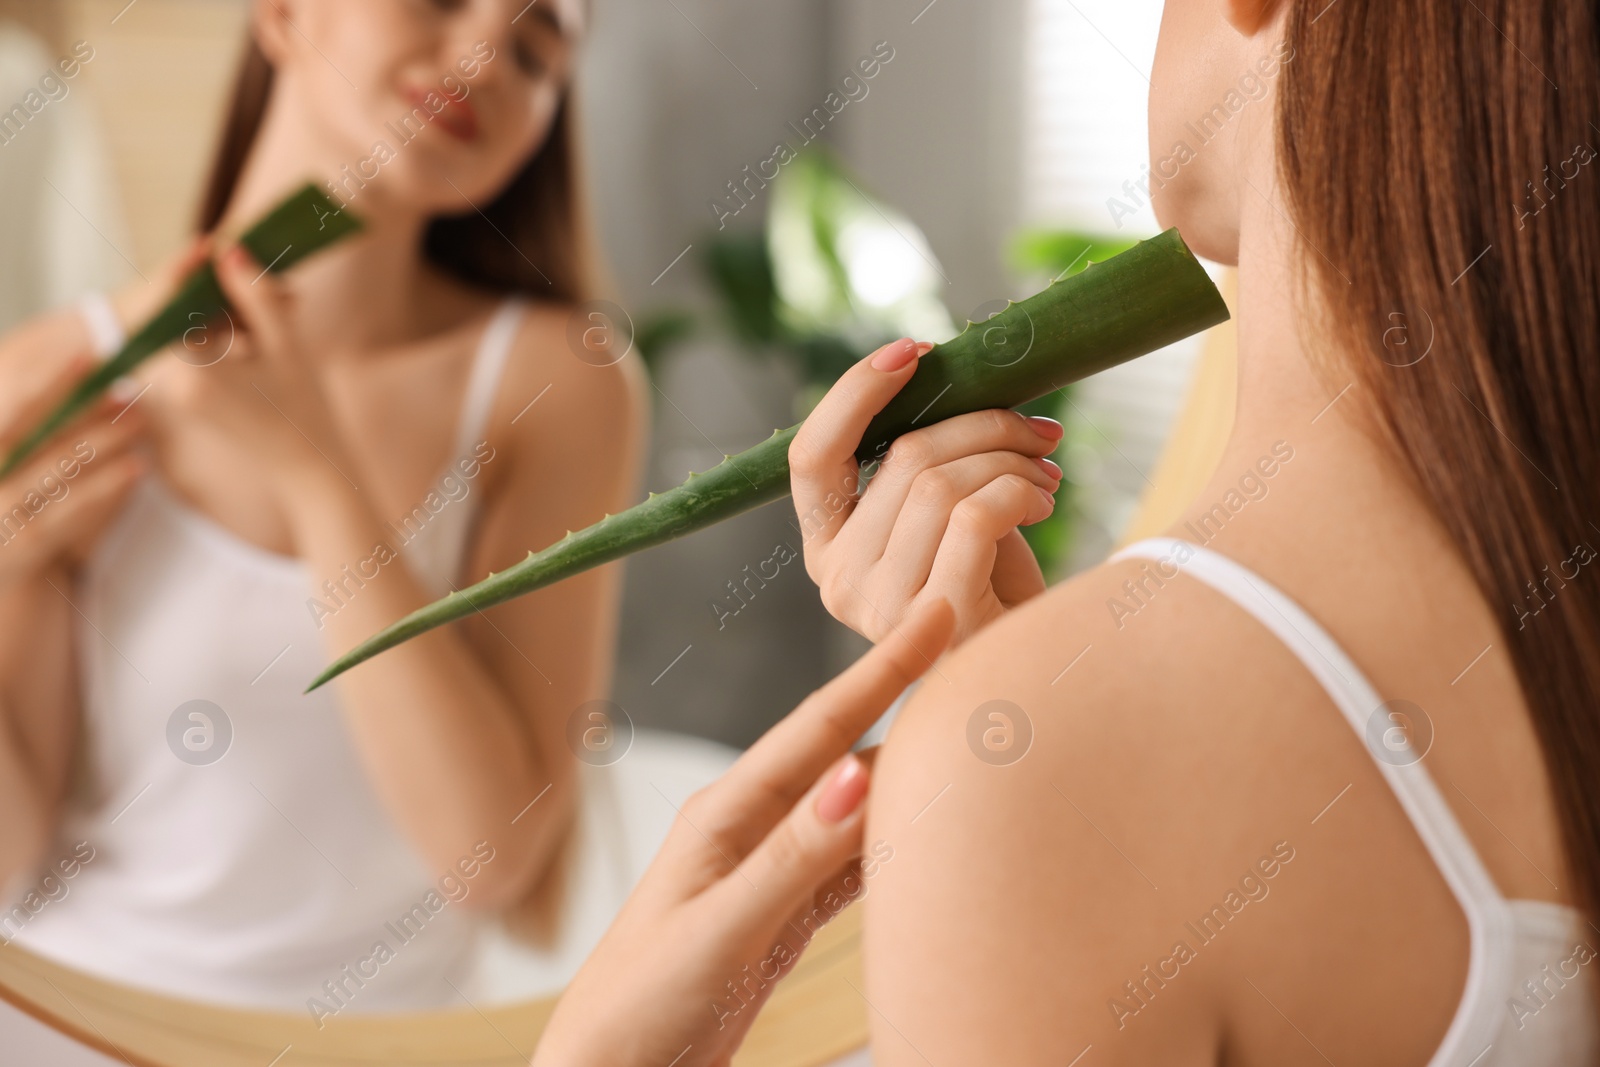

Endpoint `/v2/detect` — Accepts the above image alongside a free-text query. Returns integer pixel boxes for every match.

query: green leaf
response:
[633,311,697,369]
[309,228,1229,690]
[0,183,363,477]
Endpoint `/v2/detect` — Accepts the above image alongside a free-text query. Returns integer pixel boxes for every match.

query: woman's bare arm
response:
[0,313,148,885]
[0,573,78,886]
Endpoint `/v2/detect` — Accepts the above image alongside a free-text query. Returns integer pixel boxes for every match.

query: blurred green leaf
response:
[633,310,697,369]
[704,236,782,346]
[1011,229,1139,280]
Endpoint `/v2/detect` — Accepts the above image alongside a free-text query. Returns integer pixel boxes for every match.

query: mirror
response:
[0,3,902,1061]
[0,1,1214,1063]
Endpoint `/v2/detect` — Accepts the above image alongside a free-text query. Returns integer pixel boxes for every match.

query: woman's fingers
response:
[835,410,1062,566]
[157,235,214,294]
[35,454,147,564]
[873,450,1059,582]
[989,527,1050,607]
[790,338,928,549]
[702,751,871,944]
[872,408,1063,503]
[0,428,145,574]
[703,599,954,851]
[0,352,96,457]
[7,405,142,492]
[214,245,294,358]
[924,474,1052,610]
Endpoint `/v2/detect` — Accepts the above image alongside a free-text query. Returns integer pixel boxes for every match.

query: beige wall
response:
[53,0,249,270]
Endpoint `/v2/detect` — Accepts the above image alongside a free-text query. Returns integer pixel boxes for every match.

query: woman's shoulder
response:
[873,549,1347,887]
[496,296,647,426]
[473,295,647,500]
[861,552,1409,1057]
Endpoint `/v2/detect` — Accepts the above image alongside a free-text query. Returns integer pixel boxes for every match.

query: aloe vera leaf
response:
[307,227,1227,690]
[0,183,362,477]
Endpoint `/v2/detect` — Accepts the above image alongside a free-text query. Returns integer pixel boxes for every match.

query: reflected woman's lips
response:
[403,86,479,142]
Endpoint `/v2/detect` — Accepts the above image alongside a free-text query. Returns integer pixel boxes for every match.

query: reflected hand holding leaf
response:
[0,344,146,585]
[160,243,352,503]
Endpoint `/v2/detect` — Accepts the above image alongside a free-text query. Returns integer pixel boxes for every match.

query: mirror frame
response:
[0,906,867,1066]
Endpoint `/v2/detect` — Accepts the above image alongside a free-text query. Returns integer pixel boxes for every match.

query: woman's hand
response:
[533,600,956,1067]
[160,243,354,503]
[789,337,1063,647]
[0,349,147,587]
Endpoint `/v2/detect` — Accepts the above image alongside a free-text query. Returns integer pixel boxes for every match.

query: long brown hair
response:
[198,38,593,302]
[1279,0,1600,1008]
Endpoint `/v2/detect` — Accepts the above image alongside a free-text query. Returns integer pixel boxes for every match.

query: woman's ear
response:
[1224,0,1283,35]
[250,0,294,65]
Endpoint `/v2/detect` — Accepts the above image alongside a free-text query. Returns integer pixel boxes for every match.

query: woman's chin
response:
[1152,189,1240,267]
[323,161,508,221]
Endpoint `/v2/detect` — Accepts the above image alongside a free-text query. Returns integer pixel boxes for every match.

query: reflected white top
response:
[8,299,525,1012]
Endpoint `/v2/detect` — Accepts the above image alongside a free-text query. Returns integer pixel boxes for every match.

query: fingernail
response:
[815,754,870,823]
[1033,485,1057,520]
[914,341,936,356]
[1033,456,1062,480]
[1026,416,1064,441]
[109,377,140,403]
[871,339,920,372]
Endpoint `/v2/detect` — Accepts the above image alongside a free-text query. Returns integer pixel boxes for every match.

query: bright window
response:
[1021,0,1211,568]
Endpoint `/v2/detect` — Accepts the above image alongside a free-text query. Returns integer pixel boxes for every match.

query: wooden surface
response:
[0,905,869,1067]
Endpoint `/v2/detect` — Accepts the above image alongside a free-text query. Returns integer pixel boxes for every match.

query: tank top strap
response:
[1111,536,1516,1066]
[451,297,526,460]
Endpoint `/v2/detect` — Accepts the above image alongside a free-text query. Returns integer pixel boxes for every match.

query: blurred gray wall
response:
[578,0,1025,747]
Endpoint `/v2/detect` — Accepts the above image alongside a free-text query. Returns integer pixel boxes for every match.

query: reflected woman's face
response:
[258,0,584,211]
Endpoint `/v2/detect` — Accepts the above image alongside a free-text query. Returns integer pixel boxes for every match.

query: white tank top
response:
[10,298,528,1012]
[1113,538,1600,1065]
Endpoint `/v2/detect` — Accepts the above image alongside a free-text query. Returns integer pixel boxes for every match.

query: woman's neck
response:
[217,83,442,355]
[1174,167,1446,564]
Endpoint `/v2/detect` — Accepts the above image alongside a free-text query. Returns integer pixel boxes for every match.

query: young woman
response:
[0,0,647,1011]
[534,0,1600,1063]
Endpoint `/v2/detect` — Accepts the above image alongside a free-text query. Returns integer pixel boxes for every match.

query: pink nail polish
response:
[815,755,870,823]
[914,341,936,356]
[871,339,920,372]
[1033,456,1063,480]
[1026,416,1065,441]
